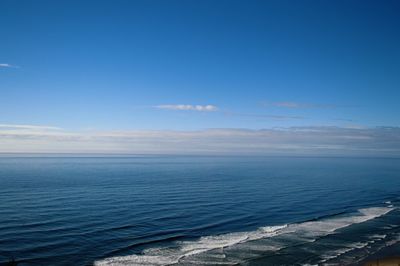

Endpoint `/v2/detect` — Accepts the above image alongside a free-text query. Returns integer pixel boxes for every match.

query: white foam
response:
[318,241,372,263]
[368,234,387,239]
[319,247,354,263]
[347,241,369,249]
[95,225,286,266]
[285,207,392,242]
[94,207,393,266]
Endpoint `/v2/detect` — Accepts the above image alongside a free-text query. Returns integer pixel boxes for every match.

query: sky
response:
[1,0,400,155]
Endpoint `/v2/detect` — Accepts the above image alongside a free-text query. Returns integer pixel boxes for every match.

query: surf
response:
[94,206,394,265]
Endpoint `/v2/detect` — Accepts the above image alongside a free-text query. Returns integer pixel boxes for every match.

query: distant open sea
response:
[0,155,399,265]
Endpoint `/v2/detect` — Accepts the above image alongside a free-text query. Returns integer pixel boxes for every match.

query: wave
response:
[94,206,393,266]
[318,233,400,265]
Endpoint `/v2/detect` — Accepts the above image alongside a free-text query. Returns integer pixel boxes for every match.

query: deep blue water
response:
[0,156,399,265]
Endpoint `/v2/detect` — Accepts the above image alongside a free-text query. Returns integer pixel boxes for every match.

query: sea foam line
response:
[94,206,393,266]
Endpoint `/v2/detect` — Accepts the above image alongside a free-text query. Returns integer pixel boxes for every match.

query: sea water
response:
[0,155,399,265]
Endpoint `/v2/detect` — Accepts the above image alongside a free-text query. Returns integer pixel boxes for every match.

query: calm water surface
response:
[0,156,399,265]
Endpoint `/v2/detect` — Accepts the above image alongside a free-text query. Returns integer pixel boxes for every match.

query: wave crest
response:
[94,206,394,266]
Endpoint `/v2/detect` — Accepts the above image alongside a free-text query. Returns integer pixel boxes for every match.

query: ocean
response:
[0,155,399,265]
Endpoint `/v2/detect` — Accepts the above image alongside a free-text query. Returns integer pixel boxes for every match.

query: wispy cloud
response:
[0,124,62,131]
[0,63,19,68]
[332,118,355,122]
[223,111,304,120]
[1,125,399,156]
[154,105,302,119]
[264,101,337,109]
[155,104,218,112]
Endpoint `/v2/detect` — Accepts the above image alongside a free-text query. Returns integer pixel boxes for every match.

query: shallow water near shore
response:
[0,155,399,265]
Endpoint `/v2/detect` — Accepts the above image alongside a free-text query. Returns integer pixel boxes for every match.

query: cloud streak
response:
[155,104,218,112]
[0,124,62,131]
[0,63,18,68]
[265,101,337,109]
[1,125,399,157]
[223,111,304,120]
[154,105,302,120]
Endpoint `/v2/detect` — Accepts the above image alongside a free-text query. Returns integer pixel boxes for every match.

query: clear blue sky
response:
[1,0,399,132]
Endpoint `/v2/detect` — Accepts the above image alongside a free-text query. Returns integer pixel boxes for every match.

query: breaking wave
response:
[94,206,393,266]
